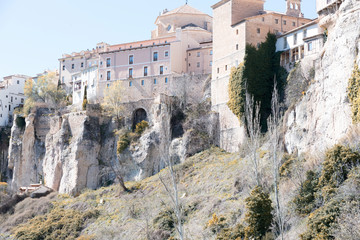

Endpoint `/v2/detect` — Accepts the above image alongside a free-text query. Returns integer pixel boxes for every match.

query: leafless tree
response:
[267,80,285,240]
[245,90,262,186]
[159,154,184,240]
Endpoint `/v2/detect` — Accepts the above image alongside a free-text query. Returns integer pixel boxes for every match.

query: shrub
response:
[135,120,149,134]
[347,63,360,123]
[153,208,176,233]
[207,213,228,234]
[318,145,360,201]
[228,64,246,121]
[216,223,245,240]
[300,199,341,240]
[14,208,99,240]
[117,133,130,154]
[279,153,295,179]
[82,86,88,110]
[293,170,319,215]
[244,186,273,240]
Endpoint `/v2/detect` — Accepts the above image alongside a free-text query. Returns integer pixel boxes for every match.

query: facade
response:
[276,20,324,70]
[60,4,213,105]
[211,0,312,152]
[316,0,344,16]
[0,75,28,126]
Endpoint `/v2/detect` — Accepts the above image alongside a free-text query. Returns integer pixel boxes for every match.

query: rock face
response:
[284,0,360,154]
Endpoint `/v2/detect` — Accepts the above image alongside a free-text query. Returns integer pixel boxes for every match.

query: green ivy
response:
[347,63,360,123]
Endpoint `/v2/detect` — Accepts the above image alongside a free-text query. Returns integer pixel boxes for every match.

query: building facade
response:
[0,75,28,126]
[211,0,312,152]
[276,20,324,70]
[59,4,213,106]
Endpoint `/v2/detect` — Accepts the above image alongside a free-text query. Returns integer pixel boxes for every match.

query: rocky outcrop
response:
[284,0,360,154]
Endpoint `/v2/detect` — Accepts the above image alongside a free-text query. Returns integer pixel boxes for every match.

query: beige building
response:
[211,0,312,152]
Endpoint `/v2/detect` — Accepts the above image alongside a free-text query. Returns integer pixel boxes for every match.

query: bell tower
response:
[286,0,303,17]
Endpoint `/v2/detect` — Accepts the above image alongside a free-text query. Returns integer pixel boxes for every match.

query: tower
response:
[286,0,303,17]
[231,0,265,25]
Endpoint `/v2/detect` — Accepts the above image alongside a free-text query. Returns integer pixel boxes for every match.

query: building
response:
[276,20,324,70]
[0,75,29,126]
[316,0,344,16]
[60,4,213,105]
[211,0,312,152]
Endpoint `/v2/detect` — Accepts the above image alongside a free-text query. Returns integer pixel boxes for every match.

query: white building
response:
[0,75,29,126]
[72,66,98,105]
[316,0,343,16]
[276,20,324,70]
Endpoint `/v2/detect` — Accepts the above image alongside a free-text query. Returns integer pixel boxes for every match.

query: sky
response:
[0,0,317,80]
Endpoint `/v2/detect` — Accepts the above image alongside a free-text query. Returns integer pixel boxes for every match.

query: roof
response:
[211,0,230,9]
[162,4,208,16]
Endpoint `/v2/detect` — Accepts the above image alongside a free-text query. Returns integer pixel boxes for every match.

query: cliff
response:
[284,0,360,155]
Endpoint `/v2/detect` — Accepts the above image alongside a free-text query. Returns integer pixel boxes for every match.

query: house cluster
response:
[0,0,339,147]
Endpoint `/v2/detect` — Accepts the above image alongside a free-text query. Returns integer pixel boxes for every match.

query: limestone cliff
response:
[284,0,360,154]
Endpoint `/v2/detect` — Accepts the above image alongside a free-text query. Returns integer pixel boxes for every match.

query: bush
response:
[347,63,360,123]
[14,208,99,240]
[293,170,319,216]
[216,223,245,240]
[117,133,130,154]
[300,199,341,240]
[318,145,360,201]
[135,120,149,134]
[207,213,228,234]
[244,186,273,240]
[153,208,176,233]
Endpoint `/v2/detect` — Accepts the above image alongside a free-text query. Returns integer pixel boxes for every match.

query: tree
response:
[23,71,66,114]
[102,80,124,128]
[228,63,246,120]
[245,186,273,240]
[82,85,88,110]
[267,80,285,240]
[245,90,262,186]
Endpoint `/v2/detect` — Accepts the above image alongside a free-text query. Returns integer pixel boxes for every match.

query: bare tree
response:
[267,80,285,240]
[245,90,262,186]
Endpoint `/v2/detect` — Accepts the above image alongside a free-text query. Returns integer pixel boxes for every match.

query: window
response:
[283,20,286,25]
[6,95,8,98]
[62,59,65,62]
[225,65,228,71]
[292,22,296,26]
[257,28,260,34]
[21,98,24,104]
[100,61,103,66]
[141,80,144,86]
[217,68,219,73]
[189,63,191,67]
[275,19,279,24]
[210,50,213,55]
[294,33,297,45]
[189,53,191,56]
[167,25,171,31]
[100,74,103,79]
[17,80,19,84]
[129,55,134,64]
[303,29,307,38]
[107,83,110,88]
[165,77,168,83]
[62,76,64,83]
[308,42,313,51]
[160,66,163,75]
[81,62,84,68]
[154,79,157,84]
[210,61,212,66]
[153,52,158,61]
[72,64,74,69]
[236,29,239,35]
[129,81,132,87]
[62,65,65,70]
[236,44,239,50]
[107,71,111,80]
[197,52,200,57]
[144,66,148,76]
[197,62,200,68]
[262,17,265,22]
[11,97,13,102]
[106,58,111,67]
[284,37,287,49]
[129,68,133,78]
[130,45,132,48]
[165,51,169,57]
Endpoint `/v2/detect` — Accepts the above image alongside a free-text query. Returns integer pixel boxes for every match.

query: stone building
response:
[60,4,213,106]
[0,75,29,126]
[316,0,344,16]
[211,0,312,152]
[276,20,324,70]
